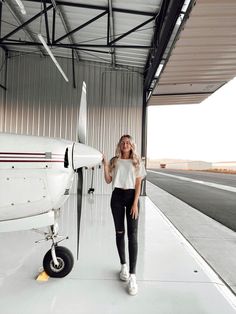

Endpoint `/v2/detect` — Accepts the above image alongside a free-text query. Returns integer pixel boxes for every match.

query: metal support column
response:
[141,89,148,196]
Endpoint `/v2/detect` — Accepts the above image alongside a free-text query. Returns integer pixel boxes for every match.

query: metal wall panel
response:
[2,53,143,194]
[0,49,6,131]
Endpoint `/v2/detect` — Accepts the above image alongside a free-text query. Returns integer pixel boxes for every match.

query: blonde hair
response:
[110,135,141,170]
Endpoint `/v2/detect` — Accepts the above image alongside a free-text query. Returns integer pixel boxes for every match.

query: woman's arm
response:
[130,177,142,219]
[103,155,112,184]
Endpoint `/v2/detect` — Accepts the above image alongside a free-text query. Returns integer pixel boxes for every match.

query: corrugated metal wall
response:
[0,49,6,131]
[1,52,143,194]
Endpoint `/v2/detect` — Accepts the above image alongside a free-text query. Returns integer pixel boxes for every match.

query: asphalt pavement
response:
[147,169,236,232]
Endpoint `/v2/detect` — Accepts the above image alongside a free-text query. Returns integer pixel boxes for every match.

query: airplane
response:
[0,82,103,278]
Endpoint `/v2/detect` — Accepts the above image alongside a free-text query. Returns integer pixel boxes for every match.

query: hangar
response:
[0,0,236,313]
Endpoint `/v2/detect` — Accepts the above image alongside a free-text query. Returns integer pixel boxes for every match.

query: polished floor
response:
[0,191,236,314]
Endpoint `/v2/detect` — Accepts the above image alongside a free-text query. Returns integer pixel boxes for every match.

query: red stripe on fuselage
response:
[0,152,44,155]
[0,152,64,156]
[0,160,64,163]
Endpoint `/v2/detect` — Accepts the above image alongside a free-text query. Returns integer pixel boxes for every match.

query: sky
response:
[147,77,236,163]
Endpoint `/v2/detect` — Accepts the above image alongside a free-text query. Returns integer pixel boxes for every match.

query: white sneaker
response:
[120,264,129,281]
[128,274,138,295]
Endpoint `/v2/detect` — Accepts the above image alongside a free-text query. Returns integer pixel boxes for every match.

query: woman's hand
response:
[102,154,108,166]
[102,154,112,184]
[130,177,141,219]
[130,203,139,220]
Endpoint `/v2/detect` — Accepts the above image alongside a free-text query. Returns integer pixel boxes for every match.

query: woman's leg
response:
[125,192,139,274]
[110,189,126,265]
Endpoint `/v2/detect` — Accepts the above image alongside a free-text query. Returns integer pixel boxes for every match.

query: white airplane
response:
[0,82,102,278]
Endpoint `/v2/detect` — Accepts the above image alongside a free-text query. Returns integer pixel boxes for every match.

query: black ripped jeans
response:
[110,188,139,274]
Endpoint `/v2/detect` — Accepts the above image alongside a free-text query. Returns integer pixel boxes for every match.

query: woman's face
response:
[120,137,132,155]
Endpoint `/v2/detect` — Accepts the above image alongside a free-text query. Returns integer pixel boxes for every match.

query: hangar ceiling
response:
[0,0,187,97]
[0,0,163,68]
[148,0,236,106]
[1,0,235,107]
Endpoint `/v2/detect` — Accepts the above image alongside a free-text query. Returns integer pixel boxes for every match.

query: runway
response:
[147,169,236,232]
[149,169,236,187]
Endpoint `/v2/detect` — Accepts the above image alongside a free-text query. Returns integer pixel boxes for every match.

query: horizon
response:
[147,157,236,164]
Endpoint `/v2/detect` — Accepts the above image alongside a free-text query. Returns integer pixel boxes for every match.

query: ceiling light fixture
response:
[14,0,26,15]
[155,64,164,78]
[38,34,69,82]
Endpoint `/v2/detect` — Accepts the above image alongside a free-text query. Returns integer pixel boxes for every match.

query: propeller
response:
[76,166,83,260]
[74,147,102,259]
[73,82,102,260]
[76,81,87,261]
[78,81,87,144]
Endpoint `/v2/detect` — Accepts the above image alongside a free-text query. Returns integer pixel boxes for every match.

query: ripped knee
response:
[116,230,125,238]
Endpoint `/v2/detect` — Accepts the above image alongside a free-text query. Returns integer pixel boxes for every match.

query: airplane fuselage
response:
[0,132,102,230]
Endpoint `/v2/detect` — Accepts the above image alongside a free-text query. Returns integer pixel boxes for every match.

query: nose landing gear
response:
[36,222,74,278]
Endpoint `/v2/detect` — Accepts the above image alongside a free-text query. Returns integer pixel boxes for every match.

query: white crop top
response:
[111,159,146,190]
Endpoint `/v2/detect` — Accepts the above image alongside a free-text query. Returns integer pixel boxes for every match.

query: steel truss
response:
[0,0,186,94]
[0,0,158,55]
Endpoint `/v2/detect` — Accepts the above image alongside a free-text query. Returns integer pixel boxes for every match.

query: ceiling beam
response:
[143,0,185,92]
[0,2,53,42]
[108,0,116,67]
[53,10,107,44]
[109,16,156,46]
[24,0,156,17]
[49,0,80,61]
[52,6,56,43]
[0,40,152,49]
[0,1,8,52]
[152,92,211,96]
[43,0,50,44]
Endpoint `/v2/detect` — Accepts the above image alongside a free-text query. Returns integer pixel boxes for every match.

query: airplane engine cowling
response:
[72,143,102,170]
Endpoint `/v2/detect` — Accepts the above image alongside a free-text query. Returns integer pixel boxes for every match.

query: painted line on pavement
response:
[148,170,236,193]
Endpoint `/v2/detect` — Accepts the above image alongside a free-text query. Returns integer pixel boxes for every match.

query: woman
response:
[103,135,146,295]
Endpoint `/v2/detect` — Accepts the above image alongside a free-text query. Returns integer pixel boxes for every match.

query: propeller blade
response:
[76,167,83,260]
[78,81,87,144]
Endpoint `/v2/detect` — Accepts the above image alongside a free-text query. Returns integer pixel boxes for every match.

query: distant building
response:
[188,161,212,170]
[147,159,212,170]
[166,160,212,170]
[166,161,212,170]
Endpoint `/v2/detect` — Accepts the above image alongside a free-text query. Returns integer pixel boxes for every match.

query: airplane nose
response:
[72,143,102,170]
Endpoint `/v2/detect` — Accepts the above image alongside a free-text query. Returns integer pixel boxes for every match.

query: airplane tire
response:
[43,246,74,278]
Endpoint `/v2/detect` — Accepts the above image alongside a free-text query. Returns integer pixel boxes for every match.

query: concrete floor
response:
[0,191,236,314]
[147,180,236,295]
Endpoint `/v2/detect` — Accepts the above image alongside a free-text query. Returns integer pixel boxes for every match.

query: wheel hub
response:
[50,257,65,272]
